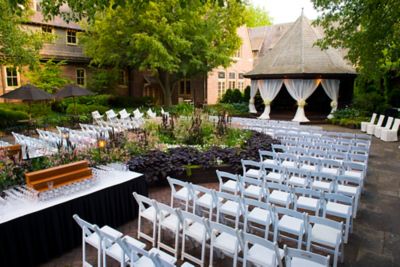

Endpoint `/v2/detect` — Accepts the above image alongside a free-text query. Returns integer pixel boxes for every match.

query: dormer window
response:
[42,25,53,34]
[66,30,77,45]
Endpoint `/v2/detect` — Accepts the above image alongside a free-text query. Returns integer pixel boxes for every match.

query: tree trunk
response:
[157,70,175,107]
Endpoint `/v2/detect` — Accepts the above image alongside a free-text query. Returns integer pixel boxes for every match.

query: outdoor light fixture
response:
[97,139,107,149]
[62,131,70,140]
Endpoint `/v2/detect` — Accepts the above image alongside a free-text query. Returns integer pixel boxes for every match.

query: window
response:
[5,67,19,87]
[76,68,85,86]
[218,71,225,79]
[42,25,53,34]
[239,73,244,79]
[238,81,244,91]
[218,81,225,98]
[179,79,191,96]
[66,30,77,45]
[228,72,236,79]
[228,81,236,89]
[119,70,127,85]
[234,46,242,58]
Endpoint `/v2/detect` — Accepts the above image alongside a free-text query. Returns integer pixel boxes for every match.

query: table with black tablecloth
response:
[0,170,147,267]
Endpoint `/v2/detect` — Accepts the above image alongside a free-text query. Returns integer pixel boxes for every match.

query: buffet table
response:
[0,168,147,267]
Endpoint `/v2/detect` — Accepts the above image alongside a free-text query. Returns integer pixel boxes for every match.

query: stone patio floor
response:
[40,124,400,267]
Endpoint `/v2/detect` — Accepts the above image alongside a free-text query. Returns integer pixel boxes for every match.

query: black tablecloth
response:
[0,175,148,267]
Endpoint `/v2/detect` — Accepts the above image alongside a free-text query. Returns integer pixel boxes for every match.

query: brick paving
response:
[39,124,400,267]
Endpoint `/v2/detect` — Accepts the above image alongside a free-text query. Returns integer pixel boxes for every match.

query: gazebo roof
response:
[245,12,357,79]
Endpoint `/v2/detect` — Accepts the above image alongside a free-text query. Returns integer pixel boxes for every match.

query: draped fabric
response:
[249,79,259,113]
[321,79,340,119]
[258,79,283,119]
[284,79,320,122]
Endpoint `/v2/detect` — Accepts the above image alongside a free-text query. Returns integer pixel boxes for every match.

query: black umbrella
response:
[54,84,94,115]
[0,84,53,119]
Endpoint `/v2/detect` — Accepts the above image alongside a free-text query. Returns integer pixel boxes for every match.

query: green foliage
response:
[87,68,119,94]
[243,86,251,102]
[108,95,154,109]
[220,89,244,104]
[65,103,108,115]
[79,0,245,105]
[329,107,369,128]
[205,103,248,116]
[0,108,29,128]
[243,4,272,27]
[0,0,43,66]
[25,60,71,93]
[167,103,195,116]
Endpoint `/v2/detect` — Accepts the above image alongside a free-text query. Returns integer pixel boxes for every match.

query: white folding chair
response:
[238,230,283,267]
[284,246,330,267]
[319,159,342,176]
[147,108,157,118]
[277,153,298,169]
[216,170,241,195]
[73,214,123,267]
[310,171,335,193]
[178,210,209,267]
[216,191,244,229]
[381,118,400,142]
[272,144,287,153]
[335,175,361,218]
[374,116,393,138]
[240,176,265,201]
[206,220,241,267]
[307,216,344,267]
[167,177,198,211]
[259,149,278,165]
[157,203,182,259]
[242,159,264,179]
[293,187,323,216]
[106,109,119,121]
[286,168,310,188]
[119,109,131,120]
[133,108,144,119]
[92,110,104,122]
[299,156,321,172]
[366,114,384,135]
[342,161,366,187]
[133,192,163,246]
[263,163,286,184]
[323,193,353,243]
[192,184,220,220]
[273,207,307,249]
[243,198,274,239]
[265,182,293,208]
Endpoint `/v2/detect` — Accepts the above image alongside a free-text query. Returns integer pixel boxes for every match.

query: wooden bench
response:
[25,160,92,192]
[0,144,22,161]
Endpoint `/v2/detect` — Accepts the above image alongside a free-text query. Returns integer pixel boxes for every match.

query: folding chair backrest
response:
[308,215,343,232]
[369,113,377,124]
[241,159,263,174]
[285,247,330,267]
[324,193,353,206]
[73,214,96,237]
[116,237,149,264]
[133,192,157,213]
[216,170,239,184]
[286,167,310,178]
[274,206,305,220]
[376,115,385,126]
[266,182,291,193]
[384,117,394,129]
[272,144,287,153]
[391,118,400,131]
[259,150,275,161]
[320,159,342,169]
[157,202,179,221]
[167,176,189,195]
[294,187,321,199]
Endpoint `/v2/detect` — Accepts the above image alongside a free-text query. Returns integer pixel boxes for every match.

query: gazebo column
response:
[249,79,258,113]
[321,79,340,119]
[258,79,283,120]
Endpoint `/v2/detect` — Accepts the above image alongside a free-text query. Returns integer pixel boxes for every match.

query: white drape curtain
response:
[284,79,320,122]
[321,79,340,119]
[249,79,258,113]
[258,79,283,119]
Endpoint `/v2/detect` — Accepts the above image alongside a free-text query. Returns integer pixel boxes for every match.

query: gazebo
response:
[245,11,357,122]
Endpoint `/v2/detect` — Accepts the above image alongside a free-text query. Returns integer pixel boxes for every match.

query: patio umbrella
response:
[54,84,94,115]
[0,84,53,119]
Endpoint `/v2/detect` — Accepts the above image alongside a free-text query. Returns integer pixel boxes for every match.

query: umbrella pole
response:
[73,96,77,116]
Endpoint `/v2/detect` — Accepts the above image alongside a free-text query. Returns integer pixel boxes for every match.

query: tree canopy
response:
[243,5,272,27]
[1,0,43,66]
[80,0,245,105]
[312,0,400,80]
[26,60,70,93]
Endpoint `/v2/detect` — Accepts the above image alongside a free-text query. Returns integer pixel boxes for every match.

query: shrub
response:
[108,95,154,108]
[65,103,109,115]
[0,108,29,128]
[220,89,244,104]
[167,102,194,116]
[87,68,119,94]
[205,103,248,116]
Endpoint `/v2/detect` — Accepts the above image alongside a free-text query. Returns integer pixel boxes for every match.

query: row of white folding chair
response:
[268,146,369,169]
[80,123,111,139]
[230,117,300,126]
[0,140,10,147]
[277,131,371,142]
[36,129,62,146]
[167,175,353,248]
[73,214,193,267]
[12,132,54,149]
[257,153,367,188]
[134,193,332,267]
[56,126,97,146]
[96,119,128,133]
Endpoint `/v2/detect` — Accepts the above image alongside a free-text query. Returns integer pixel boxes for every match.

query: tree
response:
[79,0,245,106]
[311,0,400,80]
[243,5,272,27]
[1,0,43,67]
[26,60,70,93]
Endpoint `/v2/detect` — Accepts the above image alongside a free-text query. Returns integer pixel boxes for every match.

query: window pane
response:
[186,81,191,95]
[218,71,225,79]
[180,81,185,95]
[239,73,244,79]
[229,72,235,79]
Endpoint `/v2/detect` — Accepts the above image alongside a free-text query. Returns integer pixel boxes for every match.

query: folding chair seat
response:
[323,193,353,243]
[259,149,278,166]
[133,192,165,246]
[320,159,342,176]
[277,153,298,169]
[342,161,366,185]
[240,176,265,201]
[361,113,377,132]
[263,163,286,184]
[285,246,330,267]
[207,220,241,267]
[157,202,183,258]
[238,231,284,267]
[216,191,244,228]
[299,156,320,172]
[265,182,293,208]
[307,216,344,267]
[310,172,335,193]
[243,198,274,239]
[242,159,264,179]
[192,184,221,220]
[73,214,123,267]
[286,168,310,188]
[366,114,384,135]
[293,188,323,216]
[178,210,209,267]
[374,116,394,138]
[216,170,241,195]
[335,175,361,218]
[273,207,307,249]
[167,177,198,211]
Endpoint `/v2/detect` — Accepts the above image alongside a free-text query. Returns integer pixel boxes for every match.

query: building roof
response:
[28,11,82,30]
[246,13,356,78]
